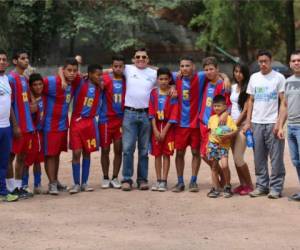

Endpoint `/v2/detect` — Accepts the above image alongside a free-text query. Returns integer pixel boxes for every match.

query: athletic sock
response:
[6,178,15,192]
[22,172,29,187]
[15,179,22,189]
[178,176,184,184]
[34,172,42,187]
[112,175,118,179]
[81,158,90,184]
[190,175,197,183]
[72,163,80,185]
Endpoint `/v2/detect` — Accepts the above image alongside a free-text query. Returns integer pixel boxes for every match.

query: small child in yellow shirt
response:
[207,95,237,198]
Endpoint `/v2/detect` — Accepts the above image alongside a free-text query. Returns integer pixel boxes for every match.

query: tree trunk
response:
[285,0,295,64]
[235,0,249,63]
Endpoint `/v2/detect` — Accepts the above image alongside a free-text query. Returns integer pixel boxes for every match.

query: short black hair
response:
[0,49,7,56]
[63,57,78,68]
[157,67,174,85]
[29,73,43,86]
[87,64,102,74]
[179,56,194,63]
[290,49,300,58]
[12,49,28,60]
[257,49,272,59]
[213,94,226,104]
[203,56,218,68]
[134,47,148,55]
[112,54,125,63]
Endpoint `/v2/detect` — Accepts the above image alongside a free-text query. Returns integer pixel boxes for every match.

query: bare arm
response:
[160,122,172,141]
[10,108,21,138]
[277,93,287,139]
[235,101,248,127]
[242,96,254,132]
[151,119,161,141]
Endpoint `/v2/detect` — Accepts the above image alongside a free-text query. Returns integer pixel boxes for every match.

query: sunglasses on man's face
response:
[135,55,148,59]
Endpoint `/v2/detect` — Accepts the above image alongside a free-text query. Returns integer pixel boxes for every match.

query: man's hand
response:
[58,67,68,89]
[153,129,161,141]
[13,126,21,138]
[219,111,228,125]
[219,73,231,91]
[242,121,251,133]
[273,122,279,135]
[169,86,178,98]
[277,128,285,139]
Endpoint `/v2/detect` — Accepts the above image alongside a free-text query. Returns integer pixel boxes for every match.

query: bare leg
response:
[175,149,186,178]
[112,139,122,178]
[101,147,110,178]
[162,155,170,181]
[154,156,162,181]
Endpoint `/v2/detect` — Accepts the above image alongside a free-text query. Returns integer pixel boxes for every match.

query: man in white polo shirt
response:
[0,49,18,202]
[121,48,157,191]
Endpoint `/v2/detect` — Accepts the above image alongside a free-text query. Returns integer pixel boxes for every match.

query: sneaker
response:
[158,181,168,192]
[110,178,121,189]
[81,183,94,192]
[268,190,282,199]
[56,181,68,192]
[138,182,149,191]
[22,185,31,193]
[207,187,220,198]
[223,185,233,198]
[69,184,81,194]
[101,178,110,189]
[151,181,160,191]
[233,185,244,194]
[172,183,185,193]
[19,187,34,199]
[33,185,43,195]
[249,188,268,198]
[48,183,59,195]
[189,182,199,192]
[1,193,18,202]
[288,192,300,202]
[121,182,132,191]
[239,186,253,196]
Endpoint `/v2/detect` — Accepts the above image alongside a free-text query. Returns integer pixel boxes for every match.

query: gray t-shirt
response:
[285,75,300,124]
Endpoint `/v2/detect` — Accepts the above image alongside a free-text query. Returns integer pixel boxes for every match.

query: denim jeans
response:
[252,123,285,193]
[0,127,12,195]
[287,125,300,183]
[122,109,151,184]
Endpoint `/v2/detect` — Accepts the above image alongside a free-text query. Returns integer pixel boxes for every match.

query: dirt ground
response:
[1,145,300,250]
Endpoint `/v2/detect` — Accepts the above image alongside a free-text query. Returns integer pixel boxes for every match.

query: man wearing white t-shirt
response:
[121,48,157,191]
[0,50,18,201]
[244,50,286,199]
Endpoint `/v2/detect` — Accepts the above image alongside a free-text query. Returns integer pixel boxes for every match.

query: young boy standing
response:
[43,58,80,195]
[22,73,44,194]
[207,95,237,198]
[199,57,231,191]
[69,64,102,194]
[7,50,34,199]
[149,68,178,191]
[99,55,126,189]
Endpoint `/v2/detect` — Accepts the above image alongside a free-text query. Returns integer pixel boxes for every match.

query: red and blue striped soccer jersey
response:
[31,97,45,131]
[149,88,178,124]
[8,71,34,133]
[72,78,101,119]
[99,73,126,123]
[43,75,78,132]
[198,79,231,126]
[174,72,206,128]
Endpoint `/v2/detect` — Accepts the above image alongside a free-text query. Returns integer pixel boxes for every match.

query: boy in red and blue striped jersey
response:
[7,50,34,199]
[22,73,45,194]
[149,67,178,191]
[99,55,126,189]
[68,64,102,194]
[43,58,80,195]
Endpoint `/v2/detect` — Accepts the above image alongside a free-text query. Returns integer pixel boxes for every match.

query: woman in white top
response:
[230,63,253,195]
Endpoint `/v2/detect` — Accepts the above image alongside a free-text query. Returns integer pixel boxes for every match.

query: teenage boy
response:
[99,55,125,189]
[172,57,206,192]
[199,57,231,191]
[243,49,285,199]
[278,49,300,201]
[69,64,102,194]
[43,58,80,195]
[22,73,44,194]
[0,49,18,202]
[7,50,34,199]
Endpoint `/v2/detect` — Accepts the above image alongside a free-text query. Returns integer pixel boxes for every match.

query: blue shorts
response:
[207,142,228,161]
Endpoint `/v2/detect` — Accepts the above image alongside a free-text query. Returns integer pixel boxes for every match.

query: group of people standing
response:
[0,47,300,202]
